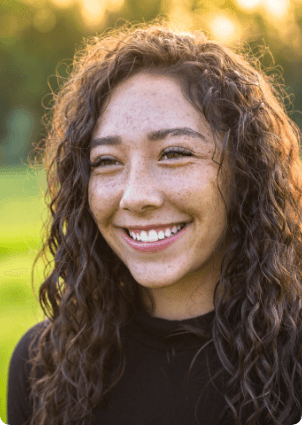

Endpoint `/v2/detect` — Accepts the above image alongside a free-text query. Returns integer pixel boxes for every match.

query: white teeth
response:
[127,223,186,242]
[158,230,165,240]
[148,230,159,242]
[130,231,136,240]
[140,230,149,242]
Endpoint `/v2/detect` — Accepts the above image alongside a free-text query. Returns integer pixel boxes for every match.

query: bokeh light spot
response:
[263,0,290,19]
[80,0,106,27]
[106,0,125,13]
[168,0,194,30]
[236,0,262,11]
[208,13,241,43]
[33,7,56,33]
[50,0,75,7]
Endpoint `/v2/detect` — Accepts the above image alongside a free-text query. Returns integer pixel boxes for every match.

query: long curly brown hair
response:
[27,20,302,425]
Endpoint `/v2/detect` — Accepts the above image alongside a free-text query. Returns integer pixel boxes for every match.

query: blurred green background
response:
[1,0,302,422]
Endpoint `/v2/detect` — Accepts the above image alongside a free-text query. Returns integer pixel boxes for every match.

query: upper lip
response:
[120,222,188,231]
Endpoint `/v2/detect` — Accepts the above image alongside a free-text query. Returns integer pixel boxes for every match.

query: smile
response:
[125,223,186,242]
[122,223,189,253]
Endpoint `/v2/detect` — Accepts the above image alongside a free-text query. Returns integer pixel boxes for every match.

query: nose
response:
[119,163,164,212]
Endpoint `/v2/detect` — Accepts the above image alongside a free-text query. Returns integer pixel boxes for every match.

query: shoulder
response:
[8,319,50,384]
[9,319,50,368]
[7,319,50,425]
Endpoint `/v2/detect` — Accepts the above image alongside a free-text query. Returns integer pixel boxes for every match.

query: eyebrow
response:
[90,127,209,149]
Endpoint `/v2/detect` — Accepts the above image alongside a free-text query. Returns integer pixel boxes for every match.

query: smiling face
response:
[88,71,231,320]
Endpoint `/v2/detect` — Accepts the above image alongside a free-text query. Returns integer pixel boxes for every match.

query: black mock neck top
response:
[7,307,237,425]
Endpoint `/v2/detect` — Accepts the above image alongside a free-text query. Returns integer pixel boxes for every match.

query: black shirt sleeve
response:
[7,320,49,425]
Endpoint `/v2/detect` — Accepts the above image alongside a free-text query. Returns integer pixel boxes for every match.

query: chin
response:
[132,273,182,289]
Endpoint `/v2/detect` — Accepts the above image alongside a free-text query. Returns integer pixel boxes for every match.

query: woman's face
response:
[88,72,231,319]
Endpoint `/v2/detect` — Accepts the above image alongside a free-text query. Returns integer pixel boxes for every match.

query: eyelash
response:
[89,147,194,169]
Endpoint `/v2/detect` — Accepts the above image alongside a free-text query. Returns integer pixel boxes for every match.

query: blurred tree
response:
[0,0,163,166]
[0,0,301,166]
[0,0,86,165]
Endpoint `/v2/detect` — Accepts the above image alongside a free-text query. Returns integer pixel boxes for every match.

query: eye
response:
[89,156,120,169]
[90,147,193,168]
[160,147,193,161]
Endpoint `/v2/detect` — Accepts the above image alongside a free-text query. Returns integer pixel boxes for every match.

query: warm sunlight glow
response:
[50,0,75,7]
[19,0,47,5]
[106,0,125,13]
[80,0,106,27]
[166,0,194,30]
[78,0,125,26]
[236,0,262,11]
[263,0,290,19]
[208,13,241,44]
[33,7,56,33]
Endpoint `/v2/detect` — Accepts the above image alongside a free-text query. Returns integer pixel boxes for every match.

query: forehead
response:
[93,72,212,139]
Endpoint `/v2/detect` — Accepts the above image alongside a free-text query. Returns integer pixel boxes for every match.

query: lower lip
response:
[122,224,189,253]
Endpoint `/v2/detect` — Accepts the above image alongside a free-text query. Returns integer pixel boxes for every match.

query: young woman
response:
[7,21,302,425]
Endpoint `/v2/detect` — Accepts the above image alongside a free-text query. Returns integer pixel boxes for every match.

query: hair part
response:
[28,19,302,425]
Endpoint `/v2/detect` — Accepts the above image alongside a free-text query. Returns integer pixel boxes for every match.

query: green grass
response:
[0,166,48,423]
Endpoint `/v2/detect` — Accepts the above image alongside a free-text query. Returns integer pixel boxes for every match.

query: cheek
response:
[171,168,218,211]
[88,180,113,223]
[88,180,107,221]
[88,180,97,215]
